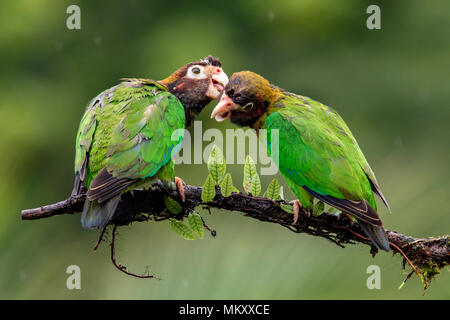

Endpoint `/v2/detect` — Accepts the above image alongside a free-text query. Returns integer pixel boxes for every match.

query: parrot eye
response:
[242,102,254,111]
[187,65,205,79]
[226,89,235,97]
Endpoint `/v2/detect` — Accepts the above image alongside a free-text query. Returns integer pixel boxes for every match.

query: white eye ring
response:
[187,65,206,79]
[243,102,254,111]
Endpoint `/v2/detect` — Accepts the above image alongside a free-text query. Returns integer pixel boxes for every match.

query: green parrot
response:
[211,71,391,251]
[73,56,228,229]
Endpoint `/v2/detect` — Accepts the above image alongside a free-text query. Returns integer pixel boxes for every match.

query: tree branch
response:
[21,184,449,289]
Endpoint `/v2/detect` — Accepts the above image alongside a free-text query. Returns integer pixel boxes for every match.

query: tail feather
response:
[81,195,121,229]
[358,221,390,252]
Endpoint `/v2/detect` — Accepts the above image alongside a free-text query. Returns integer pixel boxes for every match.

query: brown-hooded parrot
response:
[211,71,390,251]
[73,56,228,229]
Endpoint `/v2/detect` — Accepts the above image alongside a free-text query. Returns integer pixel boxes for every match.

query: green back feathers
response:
[74,79,185,189]
[264,90,391,251]
[264,92,383,209]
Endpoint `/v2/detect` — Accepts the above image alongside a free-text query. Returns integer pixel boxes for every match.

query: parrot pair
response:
[72,58,390,252]
[211,71,391,251]
[72,56,228,229]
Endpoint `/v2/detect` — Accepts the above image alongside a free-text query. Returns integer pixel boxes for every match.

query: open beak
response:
[211,94,239,121]
[205,67,228,99]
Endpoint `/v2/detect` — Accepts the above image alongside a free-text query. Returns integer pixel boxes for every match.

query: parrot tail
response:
[81,195,121,229]
[358,221,390,252]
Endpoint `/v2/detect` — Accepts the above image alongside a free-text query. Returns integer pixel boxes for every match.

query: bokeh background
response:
[0,0,449,299]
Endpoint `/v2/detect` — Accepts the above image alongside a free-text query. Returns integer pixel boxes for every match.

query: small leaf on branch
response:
[220,173,234,197]
[243,155,258,193]
[264,178,281,200]
[169,219,196,240]
[326,206,340,215]
[280,203,293,214]
[164,195,182,214]
[250,175,261,196]
[201,174,216,203]
[313,200,325,217]
[188,212,204,239]
[207,145,226,183]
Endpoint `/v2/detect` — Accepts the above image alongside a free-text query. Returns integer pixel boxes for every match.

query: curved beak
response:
[205,66,229,99]
[210,94,239,121]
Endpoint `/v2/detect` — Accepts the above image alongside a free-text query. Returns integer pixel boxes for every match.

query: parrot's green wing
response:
[73,104,97,195]
[74,79,185,205]
[265,93,390,226]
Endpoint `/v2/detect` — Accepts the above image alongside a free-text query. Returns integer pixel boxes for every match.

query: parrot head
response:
[160,55,228,116]
[211,71,275,127]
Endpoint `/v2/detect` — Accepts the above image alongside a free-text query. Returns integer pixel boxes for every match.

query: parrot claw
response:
[175,176,186,202]
[290,200,309,225]
[338,213,355,227]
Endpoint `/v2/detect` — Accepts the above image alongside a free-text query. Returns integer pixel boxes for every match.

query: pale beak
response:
[210,94,239,121]
[205,67,229,99]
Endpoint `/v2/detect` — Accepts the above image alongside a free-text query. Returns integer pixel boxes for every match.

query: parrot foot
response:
[338,213,355,227]
[290,200,310,225]
[175,176,186,202]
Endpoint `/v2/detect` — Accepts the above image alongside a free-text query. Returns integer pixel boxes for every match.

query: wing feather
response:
[74,80,185,203]
[304,186,382,226]
[265,94,388,222]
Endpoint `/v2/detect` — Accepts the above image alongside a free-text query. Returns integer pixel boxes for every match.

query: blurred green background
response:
[0,0,448,299]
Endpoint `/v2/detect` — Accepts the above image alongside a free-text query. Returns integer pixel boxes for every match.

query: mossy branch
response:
[21,183,449,290]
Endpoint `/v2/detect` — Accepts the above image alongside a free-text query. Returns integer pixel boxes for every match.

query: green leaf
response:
[327,206,340,215]
[220,173,234,197]
[207,145,226,183]
[313,200,325,217]
[264,178,281,200]
[243,155,258,193]
[169,219,195,240]
[164,195,182,214]
[201,174,216,203]
[280,203,293,214]
[188,212,204,239]
[250,174,261,196]
[232,186,240,194]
